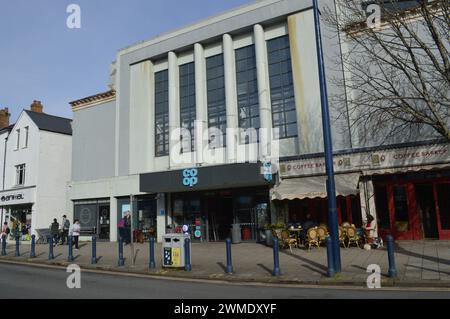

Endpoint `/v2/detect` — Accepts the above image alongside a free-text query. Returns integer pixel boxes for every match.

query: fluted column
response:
[194,43,207,164]
[254,24,273,159]
[168,51,180,165]
[223,33,238,163]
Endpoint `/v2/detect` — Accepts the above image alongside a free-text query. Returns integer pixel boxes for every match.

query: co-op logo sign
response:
[182,168,198,187]
[1,193,24,202]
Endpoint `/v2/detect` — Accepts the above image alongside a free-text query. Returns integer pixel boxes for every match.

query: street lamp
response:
[312,0,342,273]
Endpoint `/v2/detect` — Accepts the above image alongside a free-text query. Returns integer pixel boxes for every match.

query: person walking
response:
[60,215,70,245]
[70,219,81,250]
[1,222,9,242]
[50,218,59,247]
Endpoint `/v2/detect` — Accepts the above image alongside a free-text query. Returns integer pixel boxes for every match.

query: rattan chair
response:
[281,230,297,253]
[317,225,328,246]
[338,226,347,248]
[346,226,361,248]
[306,227,320,250]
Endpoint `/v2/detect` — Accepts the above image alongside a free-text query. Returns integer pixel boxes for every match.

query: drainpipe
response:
[1,133,8,224]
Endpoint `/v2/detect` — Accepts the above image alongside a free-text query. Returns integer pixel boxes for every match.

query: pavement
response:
[1,262,450,299]
[1,239,450,288]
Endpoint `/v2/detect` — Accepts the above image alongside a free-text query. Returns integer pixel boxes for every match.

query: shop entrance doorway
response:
[207,196,233,241]
[416,184,439,239]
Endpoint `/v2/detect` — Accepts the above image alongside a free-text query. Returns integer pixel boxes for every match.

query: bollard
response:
[272,237,281,276]
[30,235,36,258]
[1,235,6,256]
[326,236,335,277]
[15,235,20,257]
[184,238,191,271]
[68,236,74,262]
[118,236,125,266]
[386,235,397,278]
[48,237,54,260]
[91,236,97,264]
[149,237,156,269]
[225,238,233,274]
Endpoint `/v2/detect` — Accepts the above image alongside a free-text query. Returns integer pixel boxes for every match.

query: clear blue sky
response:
[0,0,252,122]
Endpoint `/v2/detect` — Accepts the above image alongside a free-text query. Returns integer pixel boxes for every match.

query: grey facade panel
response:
[117,0,315,176]
[72,101,116,182]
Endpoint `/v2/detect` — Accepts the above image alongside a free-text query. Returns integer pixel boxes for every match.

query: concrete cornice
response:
[70,90,116,112]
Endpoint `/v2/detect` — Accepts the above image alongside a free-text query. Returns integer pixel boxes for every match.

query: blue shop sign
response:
[182,168,198,187]
[263,162,272,182]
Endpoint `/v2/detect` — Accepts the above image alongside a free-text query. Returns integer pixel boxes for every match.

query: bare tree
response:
[324,0,449,146]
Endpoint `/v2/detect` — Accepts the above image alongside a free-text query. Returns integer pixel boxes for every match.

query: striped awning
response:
[270,173,361,200]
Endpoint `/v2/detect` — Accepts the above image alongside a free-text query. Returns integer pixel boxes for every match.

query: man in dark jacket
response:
[50,218,59,247]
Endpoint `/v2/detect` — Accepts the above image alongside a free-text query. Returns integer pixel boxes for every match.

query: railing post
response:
[30,235,36,258]
[326,236,335,277]
[272,237,281,276]
[118,236,125,266]
[15,235,20,257]
[184,238,191,271]
[91,236,97,264]
[225,238,233,274]
[1,234,6,256]
[68,236,74,262]
[149,237,156,269]
[48,236,54,260]
[386,235,397,278]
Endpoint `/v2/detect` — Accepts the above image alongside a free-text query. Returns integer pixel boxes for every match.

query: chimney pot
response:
[0,107,11,129]
[30,100,43,113]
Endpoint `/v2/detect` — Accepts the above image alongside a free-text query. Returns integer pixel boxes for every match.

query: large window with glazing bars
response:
[179,62,196,152]
[206,54,226,148]
[154,70,169,157]
[236,45,259,144]
[267,35,298,139]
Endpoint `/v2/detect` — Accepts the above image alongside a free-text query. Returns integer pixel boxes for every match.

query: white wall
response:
[4,113,40,190]
[34,131,72,230]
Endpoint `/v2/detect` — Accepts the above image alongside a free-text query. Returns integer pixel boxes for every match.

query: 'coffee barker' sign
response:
[281,144,450,177]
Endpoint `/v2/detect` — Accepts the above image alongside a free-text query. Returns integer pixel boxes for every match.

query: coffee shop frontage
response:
[140,162,273,243]
[272,142,450,240]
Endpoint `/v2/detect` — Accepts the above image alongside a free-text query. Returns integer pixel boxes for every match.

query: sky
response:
[0,0,253,122]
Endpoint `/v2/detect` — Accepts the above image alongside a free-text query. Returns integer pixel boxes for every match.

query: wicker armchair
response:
[317,225,328,246]
[281,230,297,253]
[306,227,320,250]
[346,226,361,248]
[338,226,347,248]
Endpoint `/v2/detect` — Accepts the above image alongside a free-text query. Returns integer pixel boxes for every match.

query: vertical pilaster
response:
[194,43,207,164]
[110,196,118,242]
[254,24,273,159]
[156,193,166,243]
[223,34,238,163]
[168,51,180,166]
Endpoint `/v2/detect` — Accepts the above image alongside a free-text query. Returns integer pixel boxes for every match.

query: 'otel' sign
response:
[1,194,24,202]
[182,168,198,187]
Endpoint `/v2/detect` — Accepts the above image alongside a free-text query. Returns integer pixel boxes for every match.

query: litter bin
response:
[162,233,190,268]
[231,224,241,244]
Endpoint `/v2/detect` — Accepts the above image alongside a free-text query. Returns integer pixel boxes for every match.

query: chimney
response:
[30,100,43,113]
[0,108,11,129]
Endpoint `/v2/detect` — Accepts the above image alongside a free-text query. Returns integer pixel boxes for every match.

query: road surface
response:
[0,262,449,299]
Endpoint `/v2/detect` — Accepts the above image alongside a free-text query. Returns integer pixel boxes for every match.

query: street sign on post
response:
[312,0,341,273]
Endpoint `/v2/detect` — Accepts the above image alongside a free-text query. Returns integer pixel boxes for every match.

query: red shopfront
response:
[373,169,450,240]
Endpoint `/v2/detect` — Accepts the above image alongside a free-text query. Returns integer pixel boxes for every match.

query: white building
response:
[68,0,450,243]
[0,101,72,240]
